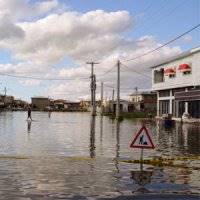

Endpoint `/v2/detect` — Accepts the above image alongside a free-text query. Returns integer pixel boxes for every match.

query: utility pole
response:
[112,89,115,102]
[135,86,138,102]
[116,60,120,119]
[87,61,99,116]
[4,87,7,96]
[112,89,115,113]
[93,74,96,115]
[101,82,104,115]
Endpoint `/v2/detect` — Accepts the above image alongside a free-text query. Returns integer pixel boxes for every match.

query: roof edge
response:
[150,46,200,69]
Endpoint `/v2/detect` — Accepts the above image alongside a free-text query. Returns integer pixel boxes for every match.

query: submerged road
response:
[0,111,199,199]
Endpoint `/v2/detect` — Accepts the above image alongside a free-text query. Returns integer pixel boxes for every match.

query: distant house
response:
[103,99,134,113]
[0,95,14,108]
[13,99,28,109]
[65,101,81,111]
[129,91,157,112]
[31,97,49,110]
[80,100,91,111]
[53,99,67,110]
[51,99,82,111]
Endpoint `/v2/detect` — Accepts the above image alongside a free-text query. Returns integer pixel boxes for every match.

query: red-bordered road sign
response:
[130,126,155,149]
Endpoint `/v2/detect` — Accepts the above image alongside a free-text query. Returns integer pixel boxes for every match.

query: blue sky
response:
[0,0,199,101]
[65,0,199,46]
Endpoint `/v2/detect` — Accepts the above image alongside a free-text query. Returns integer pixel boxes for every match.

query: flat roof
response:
[31,96,49,99]
[150,46,200,69]
[130,91,156,96]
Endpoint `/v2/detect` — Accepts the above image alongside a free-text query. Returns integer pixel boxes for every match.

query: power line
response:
[124,23,200,62]
[133,0,170,32]
[121,63,151,79]
[137,0,189,36]
[0,72,89,81]
[97,65,116,77]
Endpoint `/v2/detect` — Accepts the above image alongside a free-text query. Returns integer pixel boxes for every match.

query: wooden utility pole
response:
[116,60,120,119]
[112,89,115,113]
[87,61,99,116]
[135,86,138,102]
[4,87,7,96]
[101,82,104,115]
[112,89,115,102]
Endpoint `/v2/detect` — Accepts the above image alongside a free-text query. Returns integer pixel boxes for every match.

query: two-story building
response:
[151,46,200,120]
[31,97,49,110]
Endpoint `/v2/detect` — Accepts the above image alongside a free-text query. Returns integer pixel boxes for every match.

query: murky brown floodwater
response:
[0,111,199,199]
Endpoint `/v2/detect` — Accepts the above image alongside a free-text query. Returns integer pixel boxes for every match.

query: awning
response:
[178,63,191,72]
[164,68,175,75]
[175,90,200,101]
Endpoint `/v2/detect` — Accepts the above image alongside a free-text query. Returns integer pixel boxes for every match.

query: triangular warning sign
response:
[130,126,155,149]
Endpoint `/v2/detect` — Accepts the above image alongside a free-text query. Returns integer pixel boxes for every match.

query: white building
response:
[151,46,200,119]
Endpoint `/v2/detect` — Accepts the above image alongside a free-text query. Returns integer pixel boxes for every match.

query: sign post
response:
[140,147,143,171]
[130,125,155,192]
[130,125,155,170]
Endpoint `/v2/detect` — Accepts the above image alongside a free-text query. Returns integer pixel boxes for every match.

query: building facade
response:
[103,100,134,113]
[31,97,49,110]
[151,47,200,119]
[129,91,157,112]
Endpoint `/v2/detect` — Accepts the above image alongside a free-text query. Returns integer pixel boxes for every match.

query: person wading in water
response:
[27,105,32,121]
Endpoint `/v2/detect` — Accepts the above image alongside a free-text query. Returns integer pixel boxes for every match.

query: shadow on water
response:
[115,120,120,173]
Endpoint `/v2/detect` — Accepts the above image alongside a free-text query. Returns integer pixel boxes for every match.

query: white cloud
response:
[0,16,24,40]
[182,35,192,43]
[0,0,60,20]
[19,79,41,86]
[9,10,131,63]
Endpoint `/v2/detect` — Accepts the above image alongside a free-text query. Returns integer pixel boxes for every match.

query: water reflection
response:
[100,116,103,143]
[27,120,31,133]
[89,116,96,158]
[156,121,200,156]
[116,121,120,159]
[131,170,153,194]
[115,121,120,173]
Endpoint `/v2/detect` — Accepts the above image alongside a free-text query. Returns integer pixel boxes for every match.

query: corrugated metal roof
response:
[150,46,200,69]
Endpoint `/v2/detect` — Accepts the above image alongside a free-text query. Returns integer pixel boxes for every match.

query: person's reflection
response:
[90,116,96,158]
[27,120,32,133]
[115,120,120,172]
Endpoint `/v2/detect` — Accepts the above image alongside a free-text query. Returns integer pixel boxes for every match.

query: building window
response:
[169,74,176,78]
[159,100,169,115]
[159,90,170,97]
[183,71,191,75]
[154,68,164,83]
[188,101,200,118]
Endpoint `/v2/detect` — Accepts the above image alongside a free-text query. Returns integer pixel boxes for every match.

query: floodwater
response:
[0,111,199,199]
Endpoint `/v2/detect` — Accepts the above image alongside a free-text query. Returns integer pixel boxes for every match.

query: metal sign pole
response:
[140,148,143,171]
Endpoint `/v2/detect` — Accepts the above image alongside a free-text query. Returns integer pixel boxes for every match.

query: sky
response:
[0,0,199,102]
